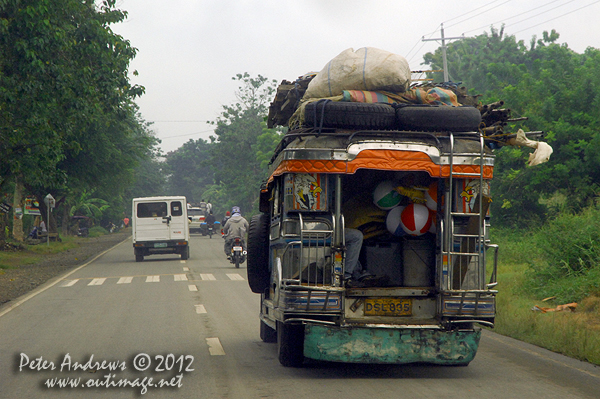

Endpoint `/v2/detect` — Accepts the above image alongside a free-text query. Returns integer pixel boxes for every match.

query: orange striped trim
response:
[268,149,493,181]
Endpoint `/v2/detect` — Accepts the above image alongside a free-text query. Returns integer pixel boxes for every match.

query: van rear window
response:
[171,201,183,216]
[137,202,167,218]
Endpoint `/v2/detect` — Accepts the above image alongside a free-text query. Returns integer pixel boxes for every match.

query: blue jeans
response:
[344,228,366,279]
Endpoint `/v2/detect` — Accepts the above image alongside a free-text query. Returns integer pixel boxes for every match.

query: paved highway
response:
[1,234,599,398]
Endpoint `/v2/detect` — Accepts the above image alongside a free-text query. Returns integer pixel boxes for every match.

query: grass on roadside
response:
[0,235,81,272]
[491,226,600,365]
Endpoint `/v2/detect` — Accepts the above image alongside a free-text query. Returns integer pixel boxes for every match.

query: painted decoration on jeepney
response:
[455,179,491,213]
[287,173,327,211]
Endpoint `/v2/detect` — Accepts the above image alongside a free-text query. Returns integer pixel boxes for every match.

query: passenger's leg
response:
[344,228,363,279]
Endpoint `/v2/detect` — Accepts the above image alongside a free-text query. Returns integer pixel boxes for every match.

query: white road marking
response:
[188,285,198,292]
[206,337,225,356]
[146,275,160,283]
[180,260,186,264]
[117,276,133,284]
[183,267,189,271]
[195,305,207,314]
[61,280,79,287]
[200,274,216,281]
[88,278,106,286]
[226,273,244,281]
[174,274,188,281]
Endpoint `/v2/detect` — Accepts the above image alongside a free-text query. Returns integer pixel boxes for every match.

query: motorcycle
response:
[229,237,247,268]
[207,223,214,239]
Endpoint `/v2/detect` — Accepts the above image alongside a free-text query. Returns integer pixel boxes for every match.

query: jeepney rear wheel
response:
[247,213,270,294]
[277,321,305,367]
[396,104,482,132]
[260,319,277,343]
[304,101,396,130]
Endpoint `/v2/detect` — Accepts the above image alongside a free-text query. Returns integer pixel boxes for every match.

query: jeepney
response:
[247,117,499,367]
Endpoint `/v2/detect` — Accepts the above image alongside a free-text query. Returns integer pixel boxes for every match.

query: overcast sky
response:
[111,0,600,154]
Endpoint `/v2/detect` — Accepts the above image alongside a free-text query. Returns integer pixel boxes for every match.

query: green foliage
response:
[164,138,214,203]
[491,227,600,365]
[67,190,109,220]
[522,207,600,303]
[163,73,280,218]
[0,0,155,231]
[424,27,600,228]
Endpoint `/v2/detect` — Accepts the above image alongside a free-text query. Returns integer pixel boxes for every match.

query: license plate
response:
[154,242,168,248]
[364,298,412,316]
[233,246,243,251]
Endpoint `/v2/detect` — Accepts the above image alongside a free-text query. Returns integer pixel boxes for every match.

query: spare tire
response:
[247,213,271,294]
[304,101,396,130]
[396,105,482,132]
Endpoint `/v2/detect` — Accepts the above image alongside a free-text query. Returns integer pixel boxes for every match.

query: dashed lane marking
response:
[117,277,133,284]
[200,274,216,281]
[88,278,106,286]
[188,285,198,292]
[206,337,225,356]
[61,280,79,287]
[183,267,189,272]
[146,275,160,283]
[195,305,207,314]
[174,274,188,281]
[226,274,244,281]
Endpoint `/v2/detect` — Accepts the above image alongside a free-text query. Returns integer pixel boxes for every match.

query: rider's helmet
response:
[232,206,241,214]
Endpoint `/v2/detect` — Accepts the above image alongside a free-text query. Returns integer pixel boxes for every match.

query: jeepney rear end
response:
[249,128,498,367]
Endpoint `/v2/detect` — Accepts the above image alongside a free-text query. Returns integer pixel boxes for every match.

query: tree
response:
[0,0,152,234]
[208,73,280,215]
[164,138,214,203]
[422,28,600,226]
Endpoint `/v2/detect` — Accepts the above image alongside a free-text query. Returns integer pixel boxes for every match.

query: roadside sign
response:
[44,194,55,208]
[24,198,41,215]
[0,202,11,214]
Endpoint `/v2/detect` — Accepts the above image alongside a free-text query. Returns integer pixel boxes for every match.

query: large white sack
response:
[304,47,411,99]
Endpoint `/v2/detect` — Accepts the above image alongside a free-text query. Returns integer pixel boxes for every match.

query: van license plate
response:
[154,243,167,248]
[233,246,243,251]
[364,298,412,316]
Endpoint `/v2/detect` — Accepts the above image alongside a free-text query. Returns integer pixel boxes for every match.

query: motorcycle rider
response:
[205,211,216,232]
[221,211,231,235]
[199,199,208,216]
[223,206,249,259]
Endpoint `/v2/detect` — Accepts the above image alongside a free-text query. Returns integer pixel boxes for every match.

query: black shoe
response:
[359,275,390,288]
[345,278,365,288]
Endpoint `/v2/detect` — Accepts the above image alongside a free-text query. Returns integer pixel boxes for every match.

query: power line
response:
[442,0,508,25]
[462,0,566,35]
[151,120,209,123]
[512,0,600,34]
[160,129,215,139]
[445,0,512,30]
[505,0,578,29]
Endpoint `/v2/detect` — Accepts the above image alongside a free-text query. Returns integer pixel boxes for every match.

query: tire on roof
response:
[304,100,396,130]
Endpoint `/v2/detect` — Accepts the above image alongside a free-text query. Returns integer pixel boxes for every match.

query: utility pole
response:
[422,23,464,82]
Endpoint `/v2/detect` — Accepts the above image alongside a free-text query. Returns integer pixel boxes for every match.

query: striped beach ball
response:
[425,182,439,211]
[400,203,432,236]
[373,180,402,210]
[385,206,407,236]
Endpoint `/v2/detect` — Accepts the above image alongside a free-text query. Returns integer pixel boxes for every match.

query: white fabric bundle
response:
[303,47,411,99]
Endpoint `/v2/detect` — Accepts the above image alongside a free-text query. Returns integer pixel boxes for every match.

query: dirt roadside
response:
[0,230,130,306]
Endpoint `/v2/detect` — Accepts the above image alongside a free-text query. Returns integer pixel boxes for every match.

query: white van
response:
[132,196,190,262]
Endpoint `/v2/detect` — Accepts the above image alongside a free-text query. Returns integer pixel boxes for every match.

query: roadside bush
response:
[523,206,600,303]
